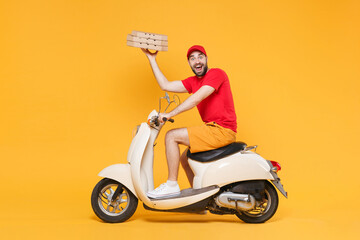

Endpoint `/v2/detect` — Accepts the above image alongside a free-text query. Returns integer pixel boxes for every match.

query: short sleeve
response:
[181,77,193,93]
[202,69,226,92]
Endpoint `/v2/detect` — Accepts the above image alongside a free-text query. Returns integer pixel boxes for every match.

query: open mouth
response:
[194,64,203,73]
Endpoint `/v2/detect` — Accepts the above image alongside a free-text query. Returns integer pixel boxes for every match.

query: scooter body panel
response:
[128,122,152,201]
[127,122,150,165]
[189,151,274,189]
[98,163,137,197]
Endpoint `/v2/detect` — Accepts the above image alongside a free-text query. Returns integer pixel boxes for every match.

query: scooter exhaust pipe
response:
[215,192,256,211]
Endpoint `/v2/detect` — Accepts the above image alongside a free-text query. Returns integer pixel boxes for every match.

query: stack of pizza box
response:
[126,30,168,51]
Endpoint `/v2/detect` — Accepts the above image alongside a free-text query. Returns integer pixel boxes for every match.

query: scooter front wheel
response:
[91,178,138,223]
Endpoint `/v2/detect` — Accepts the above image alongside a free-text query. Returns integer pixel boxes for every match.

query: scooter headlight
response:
[132,125,140,138]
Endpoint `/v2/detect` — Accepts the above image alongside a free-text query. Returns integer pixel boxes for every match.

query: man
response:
[142,45,237,199]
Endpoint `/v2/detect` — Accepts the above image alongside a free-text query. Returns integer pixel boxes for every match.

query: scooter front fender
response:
[98,163,137,198]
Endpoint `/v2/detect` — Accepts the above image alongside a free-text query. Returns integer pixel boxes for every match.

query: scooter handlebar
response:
[163,117,174,123]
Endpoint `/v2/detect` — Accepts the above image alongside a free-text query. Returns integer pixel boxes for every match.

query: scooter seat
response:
[187,142,247,163]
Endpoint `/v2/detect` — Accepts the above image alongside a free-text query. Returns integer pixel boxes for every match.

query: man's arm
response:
[142,49,187,93]
[160,85,215,121]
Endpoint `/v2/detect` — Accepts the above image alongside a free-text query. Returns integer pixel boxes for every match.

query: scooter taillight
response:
[270,161,282,172]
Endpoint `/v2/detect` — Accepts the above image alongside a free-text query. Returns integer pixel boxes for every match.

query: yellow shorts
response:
[187,122,236,153]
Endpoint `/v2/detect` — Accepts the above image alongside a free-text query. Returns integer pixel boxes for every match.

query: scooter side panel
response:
[128,123,153,202]
[192,152,274,188]
[127,111,156,164]
[127,123,150,164]
[140,127,160,192]
[98,163,137,197]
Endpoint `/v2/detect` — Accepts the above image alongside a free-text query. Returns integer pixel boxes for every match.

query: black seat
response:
[187,142,247,163]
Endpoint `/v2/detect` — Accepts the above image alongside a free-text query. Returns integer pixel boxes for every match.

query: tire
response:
[91,178,138,223]
[235,181,279,223]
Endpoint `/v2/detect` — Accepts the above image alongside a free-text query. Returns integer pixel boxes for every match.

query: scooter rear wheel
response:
[235,181,279,223]
[91,178,138,223]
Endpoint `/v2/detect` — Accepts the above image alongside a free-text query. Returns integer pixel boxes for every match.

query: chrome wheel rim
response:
[98,184,129,216]
[243,189,271,217]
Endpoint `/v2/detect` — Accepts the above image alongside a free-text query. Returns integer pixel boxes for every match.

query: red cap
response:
[187,45,207,59]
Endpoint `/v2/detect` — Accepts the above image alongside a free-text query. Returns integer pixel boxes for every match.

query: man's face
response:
[188,51,208,77]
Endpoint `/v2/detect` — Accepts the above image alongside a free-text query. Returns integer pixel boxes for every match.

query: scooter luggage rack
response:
[243,145,257,152]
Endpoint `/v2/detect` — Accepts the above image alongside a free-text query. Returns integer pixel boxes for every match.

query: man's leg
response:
[147,128,190,199]
[180,149,194,187]
[165,128,190,181]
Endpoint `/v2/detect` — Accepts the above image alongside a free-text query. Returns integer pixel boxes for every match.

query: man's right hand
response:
[141,48,158,61]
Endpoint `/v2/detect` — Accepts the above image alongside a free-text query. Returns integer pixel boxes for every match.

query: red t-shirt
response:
[182,68,237,132]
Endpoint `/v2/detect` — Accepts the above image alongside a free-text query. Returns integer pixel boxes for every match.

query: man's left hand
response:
[159,113,173,123]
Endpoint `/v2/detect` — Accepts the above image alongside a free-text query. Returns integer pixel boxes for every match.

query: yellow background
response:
[1,0,359,239]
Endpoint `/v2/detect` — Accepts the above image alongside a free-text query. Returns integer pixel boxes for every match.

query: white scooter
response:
[91,93,287,223]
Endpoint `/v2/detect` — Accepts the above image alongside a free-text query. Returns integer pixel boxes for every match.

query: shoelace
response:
[153,183,167,192]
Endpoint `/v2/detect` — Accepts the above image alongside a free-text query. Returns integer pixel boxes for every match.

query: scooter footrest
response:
[149,185,218,201]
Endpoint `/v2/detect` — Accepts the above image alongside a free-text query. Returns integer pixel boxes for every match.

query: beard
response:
[191,63,208,77]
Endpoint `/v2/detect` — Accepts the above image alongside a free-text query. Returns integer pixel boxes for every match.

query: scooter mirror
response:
[158,93,180,114]
[159,92,171,113]
[165,92,170,103]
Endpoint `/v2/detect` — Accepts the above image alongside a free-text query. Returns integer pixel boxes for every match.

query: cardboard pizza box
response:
[126,30,168,51]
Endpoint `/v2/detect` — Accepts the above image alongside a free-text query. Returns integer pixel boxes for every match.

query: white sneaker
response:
[147,182,181,199]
